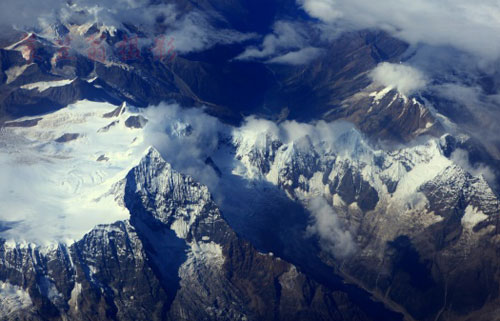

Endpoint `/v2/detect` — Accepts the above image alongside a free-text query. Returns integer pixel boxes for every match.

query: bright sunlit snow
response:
[21,79,76,92]
[0,100,148,246]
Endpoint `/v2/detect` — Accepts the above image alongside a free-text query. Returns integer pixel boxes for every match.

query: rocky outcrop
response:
[337,87,441,143]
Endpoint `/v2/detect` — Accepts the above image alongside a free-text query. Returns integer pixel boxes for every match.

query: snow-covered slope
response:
[0,100,148,245]
[2,98,492,249]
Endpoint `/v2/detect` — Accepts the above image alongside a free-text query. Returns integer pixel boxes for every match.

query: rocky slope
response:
[229,119,500,321]
[0,147,399,321]
[0,20,440,144]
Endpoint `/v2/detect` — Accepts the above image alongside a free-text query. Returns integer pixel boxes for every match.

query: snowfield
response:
[0,100,147,245]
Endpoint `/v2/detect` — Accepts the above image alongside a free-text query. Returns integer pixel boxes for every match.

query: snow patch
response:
[171,219,190,239]
[186,241,224,268]
[5,64,33,84]
[21,78,75,92]
[392,141,452,201]
[369,86,393,104]
[462,205,488,230]
[68,282,82,311]
[5,33,32,50]
[0,281,33,316]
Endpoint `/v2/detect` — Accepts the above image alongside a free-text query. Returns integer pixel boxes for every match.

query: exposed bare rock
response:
[125,115,148,129]
[55,133,80,143]
[3,117,42,127]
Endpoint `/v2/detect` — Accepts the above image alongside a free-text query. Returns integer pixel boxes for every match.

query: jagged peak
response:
[141,146,165,163]
[130,146,212,208]
[125,146,219,239]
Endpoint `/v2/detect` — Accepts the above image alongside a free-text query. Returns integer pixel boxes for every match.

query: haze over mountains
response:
[1,1,500,321]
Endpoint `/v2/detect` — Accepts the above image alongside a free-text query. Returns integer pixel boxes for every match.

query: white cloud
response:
[0,0,254,55]
[142,103,226,190]
[306,197,356,258]
[370,62,428,95]
[299,0,342,23]
[235,116,363,148]
[236,20,316,64]
[268,47,323,65]
[167,12,256,54]
[297,0,500,60]
[451,149,496,184]
[0,0,64,28]
[430,83,500,158]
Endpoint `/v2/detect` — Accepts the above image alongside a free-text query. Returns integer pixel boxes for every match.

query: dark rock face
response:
[328,162,379,212]
[3,117,42,127]
[265,31,409,122]
[55,133,80,143]
[98,120,119,133]
[337,89,441,143]
[439,134,500,193]
[71,221,169,321]
[384,235,443,320]
[1,78,117,120]
[102,104,125,118]
[124,115,148,129]
[385,183,497,320]
[341,165,500,321]
[96,155,109,162]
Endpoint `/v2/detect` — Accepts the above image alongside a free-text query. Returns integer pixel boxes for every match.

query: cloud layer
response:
[297,0,500,61]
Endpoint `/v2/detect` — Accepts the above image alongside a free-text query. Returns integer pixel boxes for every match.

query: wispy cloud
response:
[268,47,323,65]
[0,0,255,55]
[450,149,496,185]
[306,197,356,258]
[236,20,321,65]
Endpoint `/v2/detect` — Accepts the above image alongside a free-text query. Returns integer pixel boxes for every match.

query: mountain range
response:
[1,1,500,321]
